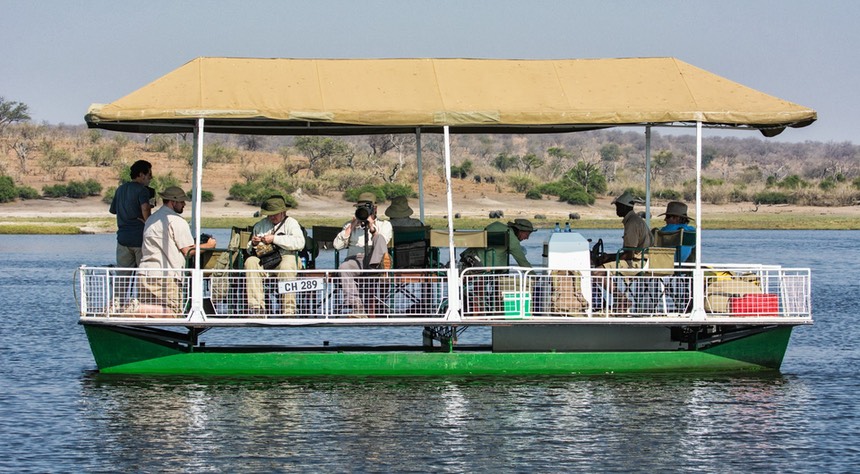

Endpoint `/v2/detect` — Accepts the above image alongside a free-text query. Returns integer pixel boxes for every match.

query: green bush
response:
[42,184,67,198]
[507,174,535,193]
[379,183,414,199]
[535,181,568,197]
[84,179,102,196]
[777,174,808,190]
[343,186,384,203]
[102,186,116,204]
[654,189,681,200]
[819,178,837,191]
[754,191,793,205]
[65,181,89,198]
[854,176,860,190]
[17,186,40,200]
[0,176,16,203]
[559,188,595,205]
[525,189,542,200]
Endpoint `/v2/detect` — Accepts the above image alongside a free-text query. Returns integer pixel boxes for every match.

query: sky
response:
[2,0,857,144]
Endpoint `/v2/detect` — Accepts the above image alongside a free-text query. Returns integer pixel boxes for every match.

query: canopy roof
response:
[85,57,816,136]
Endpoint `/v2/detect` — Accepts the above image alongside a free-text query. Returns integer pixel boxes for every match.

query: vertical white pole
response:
[416,127,425,223]
[189,118,206,321]
[692,121,706,321]
[443,126,460,318]
[644,125,652,227]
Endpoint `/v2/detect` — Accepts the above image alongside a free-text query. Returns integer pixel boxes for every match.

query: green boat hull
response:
[83,324,794,376]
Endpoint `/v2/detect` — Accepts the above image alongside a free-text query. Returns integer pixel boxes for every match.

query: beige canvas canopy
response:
[86,57,815,137]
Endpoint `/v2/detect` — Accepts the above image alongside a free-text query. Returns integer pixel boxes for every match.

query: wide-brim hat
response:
[659,201,692,219]
[260,195,290,215]
[612,190,644,207]
[385,196,414,218]
[508,218,535,233]
[158,186,189,202]
[354,192,377,206]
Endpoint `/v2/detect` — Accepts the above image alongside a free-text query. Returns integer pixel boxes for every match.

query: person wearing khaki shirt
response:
[136,186,216,315]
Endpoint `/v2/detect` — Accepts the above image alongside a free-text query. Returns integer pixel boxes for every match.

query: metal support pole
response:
[644,125,652,227]
[416,127,425,223]
[692,121,706,321]
[188,118,206,322]
[443,126,461,318]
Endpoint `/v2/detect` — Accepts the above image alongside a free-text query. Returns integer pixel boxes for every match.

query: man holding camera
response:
[245,195,306,315]
[333,192,394,316]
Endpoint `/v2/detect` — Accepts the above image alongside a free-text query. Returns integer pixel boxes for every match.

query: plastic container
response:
[503,291,532,319]
[730,293,779,316]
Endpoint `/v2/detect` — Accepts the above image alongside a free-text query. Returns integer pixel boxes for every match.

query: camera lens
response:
[355,206,370,221]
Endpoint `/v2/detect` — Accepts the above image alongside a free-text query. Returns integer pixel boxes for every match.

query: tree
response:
[492,152,518,172]
[562,161,607,195]
[518,152,544,174]
[0,97,31,135]
[293,136,353,178]
[599,143,622,162]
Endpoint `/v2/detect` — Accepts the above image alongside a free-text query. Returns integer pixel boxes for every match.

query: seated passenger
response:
[597,191,652,268]
[659,201,695,262]
[333,193,393,316]
[461,219,535,268]
[245,196,306,315]
[385,196,423,227]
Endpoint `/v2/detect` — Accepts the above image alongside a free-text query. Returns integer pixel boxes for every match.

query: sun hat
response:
[158,186,189,202]
[354,192,377,206]
[384,196,414,218]
[508,218,535,233]
[611,190,645,207]
[658,201,691,219]
[260,195,290,215]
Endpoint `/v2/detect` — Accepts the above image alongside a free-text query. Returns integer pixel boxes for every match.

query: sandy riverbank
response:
[1,191,858,233]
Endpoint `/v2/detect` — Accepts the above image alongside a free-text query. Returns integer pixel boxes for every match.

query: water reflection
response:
[77,372,827,472]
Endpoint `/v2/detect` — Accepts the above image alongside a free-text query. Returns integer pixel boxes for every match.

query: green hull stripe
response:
[85,325,793,376]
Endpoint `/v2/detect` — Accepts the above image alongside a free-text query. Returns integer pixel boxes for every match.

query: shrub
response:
[854,176,860,190]
[535,181,568,197]
[102,186,116,204]
[65,181,89,198]
[379,183,414,199]
[507,174,535,193]
[754,191,793,205]
[0,176,16,203]
[42,184,68,198]
[559,188,595,205]
[819,178,837,191]
[343,186,384,203]
[654,189,681,200]
[17,186,39,200]
[84,179,102,196]
[525,189,542,200]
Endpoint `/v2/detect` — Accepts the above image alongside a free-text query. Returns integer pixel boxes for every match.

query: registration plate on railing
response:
[278,278,324,293]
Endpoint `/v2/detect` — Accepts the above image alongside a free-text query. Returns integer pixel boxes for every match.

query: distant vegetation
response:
[1,96,859,208]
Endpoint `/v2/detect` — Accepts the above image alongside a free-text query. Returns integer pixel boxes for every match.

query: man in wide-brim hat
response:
[385,196,423,227]
[461,217,535,268]
[245,195,306,315]
[597,190,653,268]
[658,201,696,262]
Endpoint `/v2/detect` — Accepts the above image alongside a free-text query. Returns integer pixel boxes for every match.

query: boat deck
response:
[77,263,812,328]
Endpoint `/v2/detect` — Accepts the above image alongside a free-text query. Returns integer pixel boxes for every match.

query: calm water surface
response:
[0,230,858,472]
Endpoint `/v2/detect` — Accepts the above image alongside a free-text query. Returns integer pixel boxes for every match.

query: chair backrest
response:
[429,230,487,267]
[653,228,697,264]
[484,230,511,267]
[392,226,430,269]
[653,228,682,248]
[312,225,345,268]
[646,247,677,275]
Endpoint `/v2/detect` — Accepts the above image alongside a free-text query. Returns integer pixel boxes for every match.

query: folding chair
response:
[389,226,436,314]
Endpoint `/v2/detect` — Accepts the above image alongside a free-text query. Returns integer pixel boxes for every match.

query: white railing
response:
[77,264,811,323]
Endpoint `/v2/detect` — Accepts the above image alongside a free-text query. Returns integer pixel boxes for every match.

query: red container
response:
[730,293,779,316]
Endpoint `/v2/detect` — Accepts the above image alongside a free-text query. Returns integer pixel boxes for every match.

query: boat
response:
[77,57,815,376]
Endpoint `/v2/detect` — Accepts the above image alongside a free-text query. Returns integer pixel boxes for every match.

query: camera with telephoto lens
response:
[354,202,373,227]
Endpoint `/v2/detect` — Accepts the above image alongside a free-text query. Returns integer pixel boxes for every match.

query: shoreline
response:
[2,195,859,233]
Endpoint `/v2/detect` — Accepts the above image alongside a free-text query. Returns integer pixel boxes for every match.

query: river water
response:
[1,230,858,472]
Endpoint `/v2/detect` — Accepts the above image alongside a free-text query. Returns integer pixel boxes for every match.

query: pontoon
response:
[77,57,815,375]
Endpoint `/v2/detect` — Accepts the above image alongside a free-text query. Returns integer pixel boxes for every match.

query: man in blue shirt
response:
[109,160,153,268]
[659,201,695,262]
